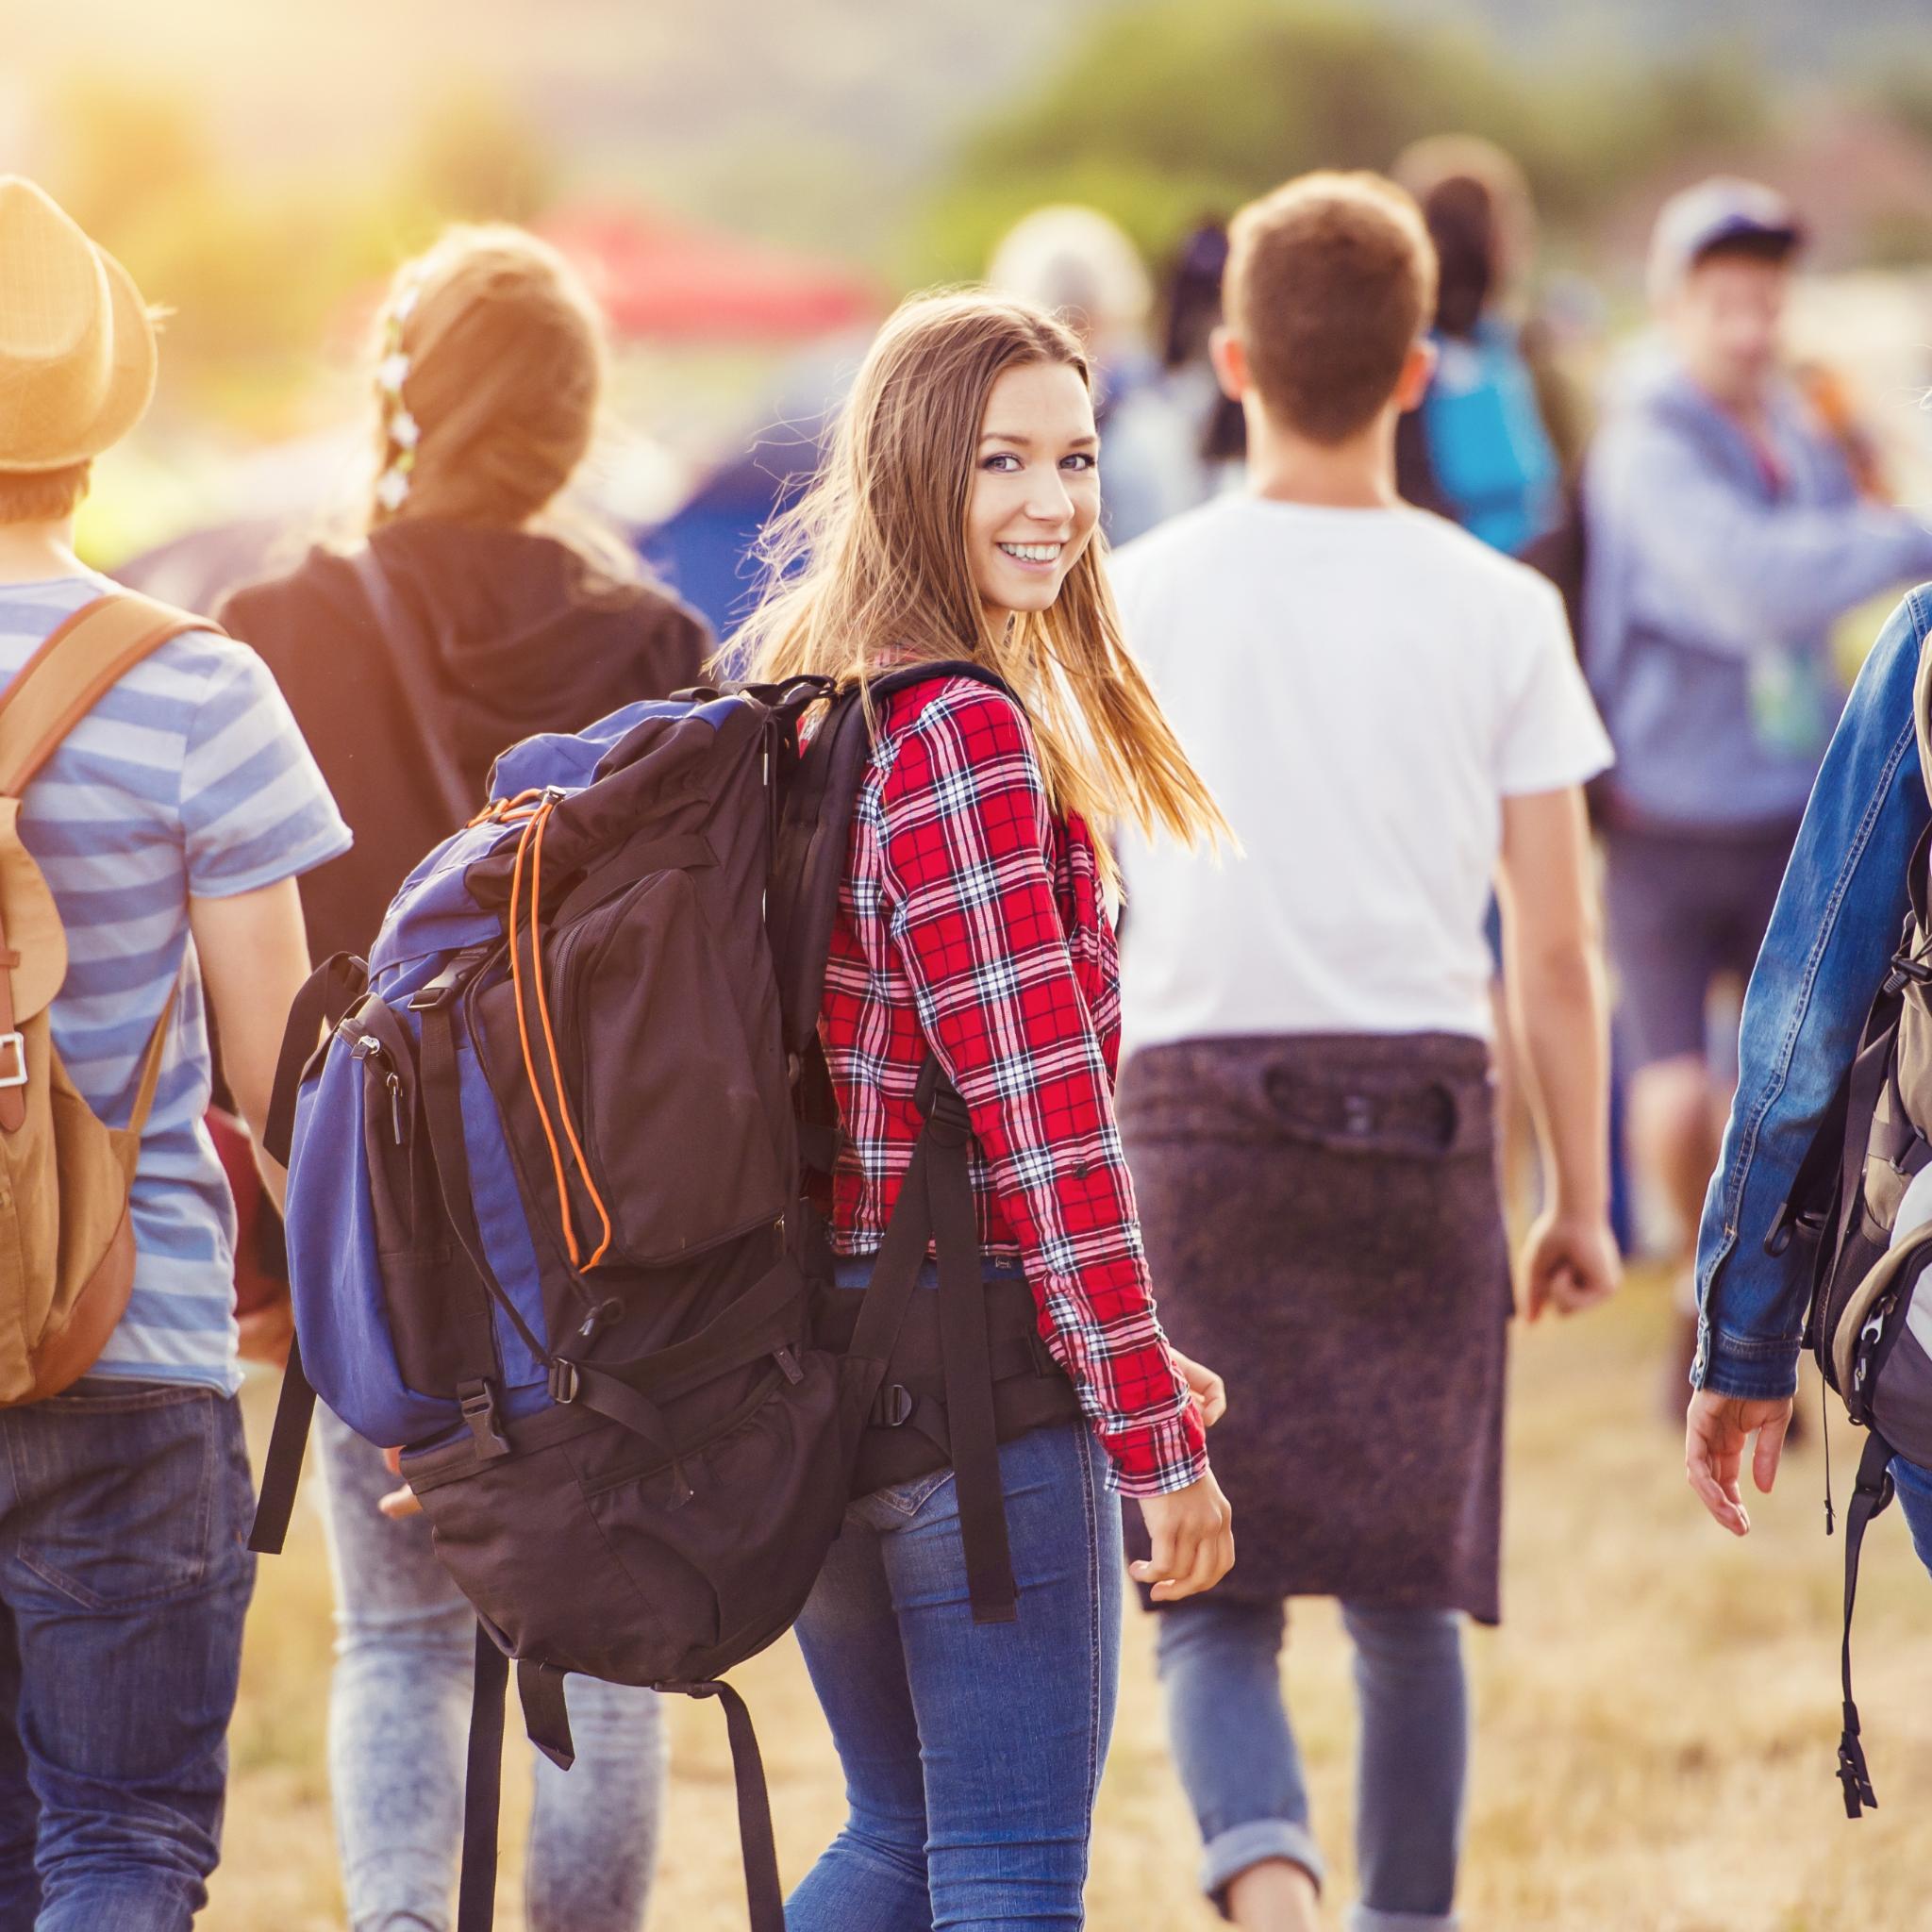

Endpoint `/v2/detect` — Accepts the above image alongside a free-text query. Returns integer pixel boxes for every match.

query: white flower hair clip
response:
[375,271,426,511]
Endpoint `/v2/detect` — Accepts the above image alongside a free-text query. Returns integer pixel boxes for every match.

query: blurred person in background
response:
[1583,177,1932,1403]
[1097,223,1249,539]
[1391,135,1593,1251]
[986,204,1176,543]
[1391,135,1581,575]
[218,225,706,1932]
[0,176,349,1929]
[1111,171,1618,1932]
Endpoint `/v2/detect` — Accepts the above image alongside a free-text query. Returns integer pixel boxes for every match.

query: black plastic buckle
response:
[913,1059,973,1145]
[548,1358,581,1406]
[1884,949,1932,996]
[871,1382,914,1428]
[408,945,491,1013]
[458,1378,512,1459]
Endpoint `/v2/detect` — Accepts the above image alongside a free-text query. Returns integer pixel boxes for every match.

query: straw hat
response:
[0,177,157,472]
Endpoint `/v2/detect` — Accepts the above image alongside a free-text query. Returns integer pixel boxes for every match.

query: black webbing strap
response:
[417,1004,550,1372]
[1823,995,1907,1319]
[265,952,368,1165]
[671,1681,785,1932]
[1839,1429,1895,1818]
[927,1086,1017,1624]
[846,1062,1018,1624]
[558,1255,801,1407]
[246,1333,318,1555]
[518,1659,575,1771]
[1766,1058,1854,1260]
[564,1360,678,1461]
[458,1623,509,1932]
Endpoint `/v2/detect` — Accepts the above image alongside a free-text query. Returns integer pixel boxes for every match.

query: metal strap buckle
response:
[548,1358,581,1406]
[0,1031,26,1089]
[870,1382,914,1428]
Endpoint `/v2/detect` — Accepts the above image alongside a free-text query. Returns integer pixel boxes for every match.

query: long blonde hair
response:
[729,290,1226,881]
[360,224,636,577]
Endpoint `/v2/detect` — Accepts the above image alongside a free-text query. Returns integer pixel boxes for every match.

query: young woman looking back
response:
[734,289,1235,1929]
[219,225,705,1932]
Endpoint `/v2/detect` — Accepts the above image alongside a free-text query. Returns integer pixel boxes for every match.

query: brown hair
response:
[1224,172,1437,444]
[729,289,1226,881]
[0,461,91,527]
[363,225,627,568]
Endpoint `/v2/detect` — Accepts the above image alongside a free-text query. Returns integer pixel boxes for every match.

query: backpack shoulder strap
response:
[347,545,475,831]
[0,593,208,1134]
[767,660,1016,1060]
[0,591,214,798]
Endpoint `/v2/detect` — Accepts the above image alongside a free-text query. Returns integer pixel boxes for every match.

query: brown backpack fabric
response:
[0,591,207,1405]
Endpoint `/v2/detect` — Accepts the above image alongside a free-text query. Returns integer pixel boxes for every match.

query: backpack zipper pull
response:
[387,1072,404,1146]
[576,1297,623,1345]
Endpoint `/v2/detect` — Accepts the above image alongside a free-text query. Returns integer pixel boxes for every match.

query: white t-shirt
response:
[1110,495,1613,1055]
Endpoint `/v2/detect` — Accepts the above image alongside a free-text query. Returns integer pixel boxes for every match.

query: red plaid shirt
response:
[818,676,1206,1497]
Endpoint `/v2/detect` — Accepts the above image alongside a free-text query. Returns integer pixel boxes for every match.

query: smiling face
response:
[966,359,1101,625]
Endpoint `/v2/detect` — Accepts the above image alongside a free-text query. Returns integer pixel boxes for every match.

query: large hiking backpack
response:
[0,592,202,1404]
[250,661,1078,1931]
[1770,642,1932,1820]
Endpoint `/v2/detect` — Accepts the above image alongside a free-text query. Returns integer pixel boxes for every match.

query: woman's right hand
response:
[1130,1470,1234,1602]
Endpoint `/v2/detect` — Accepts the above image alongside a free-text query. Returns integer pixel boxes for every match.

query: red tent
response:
[539,205,883,344]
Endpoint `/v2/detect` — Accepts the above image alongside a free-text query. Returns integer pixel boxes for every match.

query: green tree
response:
[914,0,1775,282]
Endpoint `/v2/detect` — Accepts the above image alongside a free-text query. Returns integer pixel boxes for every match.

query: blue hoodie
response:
[1583,352,1932,830]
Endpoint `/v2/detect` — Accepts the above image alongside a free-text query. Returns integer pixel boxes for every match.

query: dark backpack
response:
[249,661,1077,1930]
[1769,650,1932,1820]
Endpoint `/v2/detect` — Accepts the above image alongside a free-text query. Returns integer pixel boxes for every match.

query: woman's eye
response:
[1061,453,1097,472]
[982,453,1022,473]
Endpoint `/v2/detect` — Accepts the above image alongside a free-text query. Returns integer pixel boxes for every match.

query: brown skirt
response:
[1119,1032,1510,1624]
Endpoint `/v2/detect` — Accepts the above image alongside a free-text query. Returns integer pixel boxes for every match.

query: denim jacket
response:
[1693,587,1932,1398]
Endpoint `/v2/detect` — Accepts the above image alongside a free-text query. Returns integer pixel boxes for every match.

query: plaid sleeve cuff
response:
[1101,1401,1208,1498]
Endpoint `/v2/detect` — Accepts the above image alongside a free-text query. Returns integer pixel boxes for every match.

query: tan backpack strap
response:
[0,592,219,799]
[125,981,180,1140]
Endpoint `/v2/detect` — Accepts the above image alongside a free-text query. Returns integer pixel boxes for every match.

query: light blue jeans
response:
[316,1407,665,1932]
[787,1417,1123,1932]
[1155,1597,1467,1932]
[1888,1454,1932,1578]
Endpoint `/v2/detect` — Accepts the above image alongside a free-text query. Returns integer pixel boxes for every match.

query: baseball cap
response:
[1646,176,1804,304]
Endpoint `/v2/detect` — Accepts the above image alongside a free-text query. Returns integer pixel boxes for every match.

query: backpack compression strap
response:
[1838,1428,1894,1818]
[247,953,375,1557]
[0,593,211,1137]
[456,1633,784,1932]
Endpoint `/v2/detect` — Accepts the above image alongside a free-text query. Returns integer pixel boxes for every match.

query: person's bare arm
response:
[1495,785,1620,1319]
[190,876,312,1214]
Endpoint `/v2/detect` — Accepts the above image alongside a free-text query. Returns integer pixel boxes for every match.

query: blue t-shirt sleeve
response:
[177,638,352,897]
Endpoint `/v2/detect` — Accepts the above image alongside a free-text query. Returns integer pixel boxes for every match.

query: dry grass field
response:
[207,1274,1932,1932]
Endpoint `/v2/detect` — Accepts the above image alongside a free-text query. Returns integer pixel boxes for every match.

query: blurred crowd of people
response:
[1,108,1931,1932]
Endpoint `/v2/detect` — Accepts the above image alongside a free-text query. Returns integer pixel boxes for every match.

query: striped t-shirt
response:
[0,574,351,1393]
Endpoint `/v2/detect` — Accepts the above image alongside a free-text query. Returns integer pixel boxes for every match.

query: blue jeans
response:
[1156,1597,1466,1932]
[317,1407,664,1932]
[1888,1454,1932,1578]
[787,1418,1123,1932]
[0,1376,255,1931]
